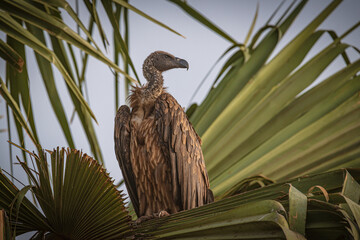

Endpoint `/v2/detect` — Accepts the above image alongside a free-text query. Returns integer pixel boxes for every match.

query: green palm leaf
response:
[182,0,360,197]
[26,24,75,149]
[0,147,133,239]
[136,169,360,239]
[0,0,135,83]
[114,0,184,38]
[0,39,23,72]
[0,0,186,165]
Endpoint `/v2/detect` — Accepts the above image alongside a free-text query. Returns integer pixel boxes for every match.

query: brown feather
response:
[114,105,140,217]
[155,93,213,212]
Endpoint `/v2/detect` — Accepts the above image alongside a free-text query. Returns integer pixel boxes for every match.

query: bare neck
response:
[142,61,163,101]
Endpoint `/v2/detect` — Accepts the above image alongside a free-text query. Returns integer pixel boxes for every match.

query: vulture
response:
[114,51,213,221]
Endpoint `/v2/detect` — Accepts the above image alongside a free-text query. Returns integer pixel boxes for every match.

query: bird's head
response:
[145,51,189,72]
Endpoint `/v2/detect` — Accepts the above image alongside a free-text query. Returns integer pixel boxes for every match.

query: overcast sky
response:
[0,0,359,213]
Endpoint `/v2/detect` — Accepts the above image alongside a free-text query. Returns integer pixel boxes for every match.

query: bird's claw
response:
[154,210,170,218]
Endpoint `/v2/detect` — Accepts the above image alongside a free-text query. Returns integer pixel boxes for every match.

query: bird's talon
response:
[155,210,170,218]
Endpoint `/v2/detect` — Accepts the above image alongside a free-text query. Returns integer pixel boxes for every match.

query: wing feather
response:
[114,105,140,217]
[155,93,213,211]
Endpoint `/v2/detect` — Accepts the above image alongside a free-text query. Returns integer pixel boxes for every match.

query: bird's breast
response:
[130,110,165,174]
[131,107,144,127]
[131,106,157,145]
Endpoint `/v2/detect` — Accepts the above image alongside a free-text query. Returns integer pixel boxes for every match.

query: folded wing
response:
[155,93,213,210]
[114,105,140,216]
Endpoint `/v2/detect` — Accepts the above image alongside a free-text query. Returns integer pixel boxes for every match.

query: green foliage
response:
[186,0,360,198]
[136,169,360,239]
[0,0,178,164]
[0,147,133,239]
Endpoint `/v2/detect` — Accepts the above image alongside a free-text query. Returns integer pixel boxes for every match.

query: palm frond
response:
[0,38,23,72]
[184,0,360,197]
[168,0,236,44]
[136,169,360,239]
[0,148,134,239]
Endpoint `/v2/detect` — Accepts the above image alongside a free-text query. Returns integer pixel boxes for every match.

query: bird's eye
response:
[165,55,171,59]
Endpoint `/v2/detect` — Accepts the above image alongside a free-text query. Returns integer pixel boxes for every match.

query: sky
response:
[0,1,359,237]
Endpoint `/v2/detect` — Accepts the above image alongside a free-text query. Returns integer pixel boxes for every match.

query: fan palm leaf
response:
[0,147,133,239]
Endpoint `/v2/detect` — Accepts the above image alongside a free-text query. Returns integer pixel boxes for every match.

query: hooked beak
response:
[175,57,189,70]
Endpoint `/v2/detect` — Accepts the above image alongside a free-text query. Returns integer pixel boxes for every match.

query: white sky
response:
[0,0,359,223]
